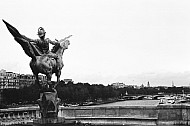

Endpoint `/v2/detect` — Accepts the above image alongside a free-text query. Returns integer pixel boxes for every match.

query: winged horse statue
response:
[3,20,71,90]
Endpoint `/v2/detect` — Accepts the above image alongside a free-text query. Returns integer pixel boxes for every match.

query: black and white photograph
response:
[0,0,190,125]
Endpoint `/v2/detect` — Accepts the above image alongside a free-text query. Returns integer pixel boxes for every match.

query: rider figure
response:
[30,27,59,59]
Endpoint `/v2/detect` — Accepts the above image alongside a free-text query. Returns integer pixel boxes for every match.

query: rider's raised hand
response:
[55,39,59,42]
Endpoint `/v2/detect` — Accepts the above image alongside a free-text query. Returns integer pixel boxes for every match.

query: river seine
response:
[91,99,160,107]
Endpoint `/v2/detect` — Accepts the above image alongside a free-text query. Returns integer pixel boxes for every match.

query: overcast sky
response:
[1,0,190,86]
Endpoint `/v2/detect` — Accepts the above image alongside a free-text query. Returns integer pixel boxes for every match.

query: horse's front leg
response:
[46,73,53,89]
[53,75,60,89]
[35,74,42,89]
[54,71,61,88]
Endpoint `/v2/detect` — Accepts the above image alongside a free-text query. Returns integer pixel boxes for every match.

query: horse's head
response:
[51,39,70,56]
[59,39,70,49]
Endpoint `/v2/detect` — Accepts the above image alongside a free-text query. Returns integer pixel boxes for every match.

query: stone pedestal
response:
[37,91,60,118]
[32,90,76,126]
[28,89,77,126]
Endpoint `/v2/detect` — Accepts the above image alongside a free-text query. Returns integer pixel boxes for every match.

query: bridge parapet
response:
[1,104,190,125]
[59,104,190,125]
[59,106,158,125]
[59,106,158,119]
[0,106,40,125]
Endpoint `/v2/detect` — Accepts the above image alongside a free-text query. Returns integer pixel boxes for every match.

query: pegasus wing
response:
[3,20,37,59]
[3,20,22,38]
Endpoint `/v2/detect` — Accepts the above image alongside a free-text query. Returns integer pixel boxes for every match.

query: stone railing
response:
[0,106,40,125]
[1,104,190,125]
[59,105,158,125]
[59,104,190,125]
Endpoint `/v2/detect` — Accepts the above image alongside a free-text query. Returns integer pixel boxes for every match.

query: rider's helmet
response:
[37,27,46,37]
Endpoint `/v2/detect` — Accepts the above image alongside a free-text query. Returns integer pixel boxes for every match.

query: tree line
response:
[1,81,190,108]
[1,81,119,107]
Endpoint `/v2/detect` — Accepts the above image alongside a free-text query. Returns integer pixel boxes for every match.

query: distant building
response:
[125,85,139,89]
[0,70,20,89]
[155,86,168,91]
[63,79,73,84]
[172,81,175,87]
[111,82,125,89]
[19,74,35,88]
[147,81,150,87]
[140,84,144,88]
[0,69,46,89]
[0,90,3,104]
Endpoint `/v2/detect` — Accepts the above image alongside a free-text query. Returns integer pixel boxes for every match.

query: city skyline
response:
[1,0,190,86]
[0,68,189,87]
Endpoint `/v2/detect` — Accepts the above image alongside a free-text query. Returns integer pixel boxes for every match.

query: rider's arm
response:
[22,35,34,41]
[22,35,38,44]
[46,38,59,45]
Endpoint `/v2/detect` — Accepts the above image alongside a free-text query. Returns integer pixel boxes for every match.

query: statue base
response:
[37,90,60,118]
[25,89,79,126]
[30,90,77,126]
[32,117,76,126]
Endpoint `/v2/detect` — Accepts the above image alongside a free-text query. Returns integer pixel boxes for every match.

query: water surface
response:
[90,100,160,107]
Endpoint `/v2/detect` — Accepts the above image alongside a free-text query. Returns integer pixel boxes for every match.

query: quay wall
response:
[59,104,190,125]
[1,104,190,125]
